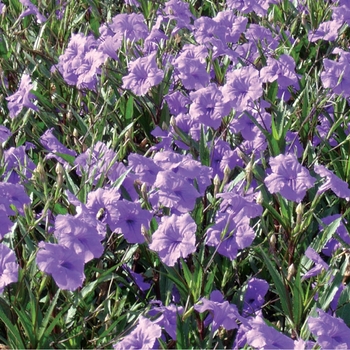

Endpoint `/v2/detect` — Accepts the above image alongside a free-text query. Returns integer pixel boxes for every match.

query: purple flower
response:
[189,83,230,129]
[321,59,350,98]
[164,91,190,116]
[123,265,151,292]
[194,291,244,332]
[320,215,350,257]
[54,214,104,263]
[148,302,184,339]
[205,213,255,260]
[302,247,329,280]
[243,278,269,317]
[213,11,247,44]
[6,73,38,118]
[122,53,164,96]
[0,126,12,143]
[74,141,119,185]
[222,66,263,112]
[3,144,36,184]
[112,200,152,244]
[36,242,85,291]
[260,54,299,89]
[243,314,295,349]
[173,57,210,90]
[149,213,196,266]
[113,316,161,350]
[152,170,201,213]
[18,0,47,23]
[128,153,162,185]
[162,0,194,34]
[314,164,350,200]
[40,128,77,166]
[308,20,342,42]
[264,153,316,202]
[109,13,149,42]
[308,309,350,349]
[0,208,15,239]
[0,244,19,293]
[0,182,31,216]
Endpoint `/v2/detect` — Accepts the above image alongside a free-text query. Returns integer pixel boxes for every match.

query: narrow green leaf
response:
[259,248,292,322]
[199,125,210,166]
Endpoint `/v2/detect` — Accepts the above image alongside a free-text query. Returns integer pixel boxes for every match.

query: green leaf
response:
[176,311,189,349]
[259,248,292,323]
[0,300,26,349]
[199,125,210,166]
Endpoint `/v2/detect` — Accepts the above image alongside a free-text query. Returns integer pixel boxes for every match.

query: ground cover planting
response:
[1,0,350,348]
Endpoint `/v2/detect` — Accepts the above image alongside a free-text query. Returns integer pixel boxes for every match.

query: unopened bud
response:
[245,161,253,185]
[287,263,296,281]
[213,174,221,197]
[270,234,277,250]
[296,203,304,226]
[55,163,64,188]
[256,191,263,205]
[222,164,231,187]
[35,160,47,184]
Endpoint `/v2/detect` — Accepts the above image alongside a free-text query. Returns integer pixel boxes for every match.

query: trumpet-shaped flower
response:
[149,213,196,266]
[6,74,38,118]
[264,153,316,202]
[122,53,163,96]
[0,244,19,293]
[36,242,85,291]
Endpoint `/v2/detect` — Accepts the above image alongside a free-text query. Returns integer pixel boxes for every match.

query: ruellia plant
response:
[1,0,350,348]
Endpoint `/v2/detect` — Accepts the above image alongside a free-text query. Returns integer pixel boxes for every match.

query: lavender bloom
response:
[18,0,47,23]
[260,54,299,90]
[0,182,31,216]
[332,5,350,26]
[74,141,119,185]
[0,2,4,14]
[0,209,15,239]
[122,53,164,96]
[244,314,295,349]
[308,309,350,349]
[194,291,244,332]
[128,153,162,185]
[149,213,196,266]
[264,153,316,202]
[6,73,38,118]
[227,0,276,16]
[123,265,151,292]
[173,57,210,90]
[40,128,77,166]
[113,316,161,350]
[3,145,36,184]
[112,200,152,244]
[243,278,269,316]
[54,214,104,263]
[148,302,184,339]
[314,164,350,200]
[222,66,263,112]
[320,215,350,257]
[321,59,350,98]
[308,20,342,42]
[213,11,247,44]
[109,13,149,42]
[0,126,12,143]
[162,0,194,34]
[152,170,201,213]
[302,247,329,280]
[164,91,190,116]
[189,84,230,129]
[85,187,121,228]
[206,213,255,260]
[0,244,19,293]
[53,33,104,90]
[36,242,85,291]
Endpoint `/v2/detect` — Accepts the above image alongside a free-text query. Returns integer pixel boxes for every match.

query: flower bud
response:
[256,191,263,205]
[287,263,296,281]
[55,163,64,188]
[35,160,47,184]
[213,174,221,197]
[296,203,304,226]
